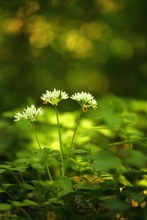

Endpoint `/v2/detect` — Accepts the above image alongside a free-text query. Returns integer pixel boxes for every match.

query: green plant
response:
[0,92,146,220]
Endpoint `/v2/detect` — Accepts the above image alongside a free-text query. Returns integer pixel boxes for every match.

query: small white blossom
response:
[14,112,26,121]
[41,88,69,105]
[14,105,44,122]
[70,91,97,111]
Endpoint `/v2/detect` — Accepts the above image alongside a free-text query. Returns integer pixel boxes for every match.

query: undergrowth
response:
[0,92,146,220]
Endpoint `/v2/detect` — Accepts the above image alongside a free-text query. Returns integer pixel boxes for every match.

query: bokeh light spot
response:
[4,18,24,34]
[65,30,93,58]
[27,16,54,48]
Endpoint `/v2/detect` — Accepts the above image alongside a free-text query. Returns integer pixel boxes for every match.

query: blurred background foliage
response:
[0,0,147,161]
[0,0,147,112]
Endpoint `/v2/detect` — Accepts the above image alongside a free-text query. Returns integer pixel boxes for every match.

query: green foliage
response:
[0,95,147,219]
[91,150,122,172]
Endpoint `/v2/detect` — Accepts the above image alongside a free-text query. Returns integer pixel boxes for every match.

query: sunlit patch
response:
[64,30,93,58]
[97,0,122,12]
[80,118,94,128]
[27,16,54,48]
[59,113,76,128]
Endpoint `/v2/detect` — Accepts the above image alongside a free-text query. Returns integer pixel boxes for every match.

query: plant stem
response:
[20,208,33,220]
[64,109,82,175]
[69,109,82,150]
[31,122,53,181]
[5,188,16,200]
[54,106,65,177]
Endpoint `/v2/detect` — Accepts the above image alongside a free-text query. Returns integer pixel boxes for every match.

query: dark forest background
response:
[0,0,147,112]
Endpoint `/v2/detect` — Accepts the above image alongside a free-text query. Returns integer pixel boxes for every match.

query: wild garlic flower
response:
[70,91,97,111]
[41,88,69,105]
[14,105,44,122]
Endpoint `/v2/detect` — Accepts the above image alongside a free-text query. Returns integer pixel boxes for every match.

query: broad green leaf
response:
[91,151,121,172]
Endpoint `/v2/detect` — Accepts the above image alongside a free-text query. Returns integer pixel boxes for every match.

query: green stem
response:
[5,188,16,200]
[20,208,33,220]
[69,109,82,150]
[64,109,82,175]
[55,106,64,177]
[31,122,53,181]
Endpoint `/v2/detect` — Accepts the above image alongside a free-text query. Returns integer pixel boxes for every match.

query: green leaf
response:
[2,183,16,189]
[0,189,5,193]
[21,200,38,206]
[118,174,133,187]
[131,193,145,203]
[56,177,73,197]
[0,164,11,170]
[103,199,129,211]
[44,198,64,205]
[19,182,35,190]
[73,148,89,155]
[31,180,54,188]
[12,200,37,207]
[0,203,12,211]
[0,168,6,174]
[76,181,96,190]
[137,175,147,187]
[47,155,59,167]
[125,150,147,167]
[11,201,23,207]
[11,165,28,173]
[91,151,121,172]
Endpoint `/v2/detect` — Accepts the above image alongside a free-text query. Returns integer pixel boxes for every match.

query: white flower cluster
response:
[71,91,97,110]
[41,88,69,105]
[14,89,98,122]
[14,105,44,122]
